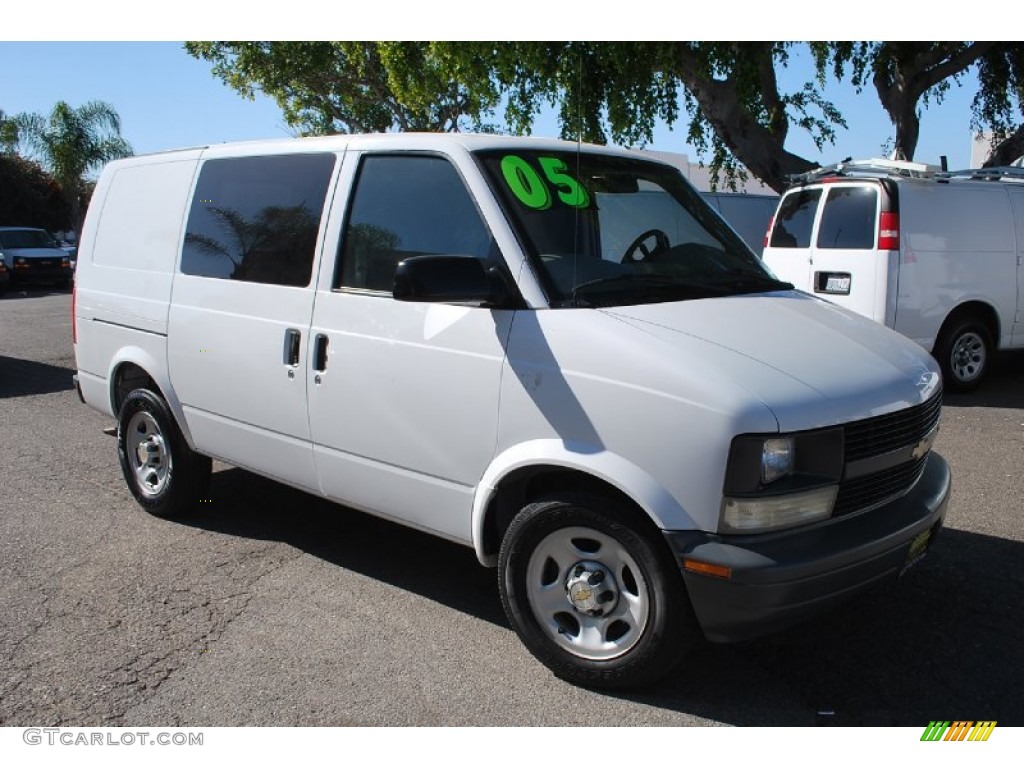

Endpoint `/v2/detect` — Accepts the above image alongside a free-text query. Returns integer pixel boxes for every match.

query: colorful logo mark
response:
[920,721,997,742]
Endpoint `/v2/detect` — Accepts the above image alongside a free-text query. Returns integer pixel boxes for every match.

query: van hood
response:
[601,291,941,432]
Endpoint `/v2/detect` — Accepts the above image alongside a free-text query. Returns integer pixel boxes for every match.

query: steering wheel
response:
[623,228,671,263]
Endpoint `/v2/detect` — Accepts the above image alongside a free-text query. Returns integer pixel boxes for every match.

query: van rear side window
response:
[769,189,821,248]
[181,153,335,287]
[817,186,877,249]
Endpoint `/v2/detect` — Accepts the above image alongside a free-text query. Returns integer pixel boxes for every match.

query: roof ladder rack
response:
[788,157,940,184]
[938,166,1024,182]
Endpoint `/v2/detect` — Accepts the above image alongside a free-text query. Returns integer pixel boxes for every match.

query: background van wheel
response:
[935,319,991,393]
[498,495,699,690]
[117,388,211,518]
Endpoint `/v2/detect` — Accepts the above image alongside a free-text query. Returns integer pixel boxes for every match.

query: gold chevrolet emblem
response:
[571,586,592,602]
[911,425,938,460]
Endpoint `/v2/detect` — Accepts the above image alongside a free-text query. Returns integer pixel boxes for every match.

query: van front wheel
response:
[935,320,991,393]
[117,388,211,518]
[498,495,698,689]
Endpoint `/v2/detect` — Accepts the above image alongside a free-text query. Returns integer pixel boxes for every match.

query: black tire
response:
[117,388,211,518]
[934,318,992,393]
[498,494,700,690]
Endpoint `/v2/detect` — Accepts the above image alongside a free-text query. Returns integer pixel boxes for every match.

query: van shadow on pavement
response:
[0,355,75,398]
[181,467,1023,726]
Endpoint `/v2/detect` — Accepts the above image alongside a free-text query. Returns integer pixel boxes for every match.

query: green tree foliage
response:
[184,42,499,134]
[810,42,1010,164]
[971,46,1024,167]
[10,100,132,237]
[186,41,1024,192]
[432,42,845,191]
[0,154,72,231]
[0,109,19,154]
[444,41,1024,189]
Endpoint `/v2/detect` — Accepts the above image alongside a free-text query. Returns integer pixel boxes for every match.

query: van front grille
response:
[843,390,942,462]
[833,455,929,517]
[834,390,942,517]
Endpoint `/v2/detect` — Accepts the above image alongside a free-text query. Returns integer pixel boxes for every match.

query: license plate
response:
[825,275,851,293]
[900,529,932,576]
[39,260,53,266]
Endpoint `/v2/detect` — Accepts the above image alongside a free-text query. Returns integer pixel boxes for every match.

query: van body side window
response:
[817,186,877,249]
[181,153,335,286]
[338,155,494,292]
[769,189,822,248]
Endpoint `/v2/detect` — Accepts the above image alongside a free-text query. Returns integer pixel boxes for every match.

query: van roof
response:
[117,132,657,164]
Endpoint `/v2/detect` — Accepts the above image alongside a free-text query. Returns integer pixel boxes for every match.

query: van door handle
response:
[313,334,329,373]
[284,328,301,366]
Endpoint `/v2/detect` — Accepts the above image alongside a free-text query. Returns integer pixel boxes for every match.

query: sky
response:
[0,40,987,176]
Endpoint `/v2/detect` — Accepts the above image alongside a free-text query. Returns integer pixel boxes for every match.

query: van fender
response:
[942,297,1006,349]
[107,347,197,449]
[471,439,697,566]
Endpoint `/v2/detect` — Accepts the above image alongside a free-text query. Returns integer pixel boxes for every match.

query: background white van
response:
[700,192,777,255]
[762,160,1024,392]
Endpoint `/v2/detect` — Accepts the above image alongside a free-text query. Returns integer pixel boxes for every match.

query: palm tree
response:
[11,100,132,240]
[0,109,19,154]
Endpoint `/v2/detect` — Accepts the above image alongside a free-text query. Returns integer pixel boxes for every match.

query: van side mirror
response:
[393,255,515,307]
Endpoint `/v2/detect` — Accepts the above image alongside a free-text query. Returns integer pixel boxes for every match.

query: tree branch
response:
[910,41,996,94]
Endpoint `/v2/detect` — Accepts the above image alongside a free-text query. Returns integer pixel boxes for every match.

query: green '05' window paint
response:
[500,155,590,210]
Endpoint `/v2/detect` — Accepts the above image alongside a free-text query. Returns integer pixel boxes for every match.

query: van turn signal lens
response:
[683,559,732,579]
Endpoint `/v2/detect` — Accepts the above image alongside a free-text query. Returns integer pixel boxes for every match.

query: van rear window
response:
[817,186,877,249]
[769,189,821,248]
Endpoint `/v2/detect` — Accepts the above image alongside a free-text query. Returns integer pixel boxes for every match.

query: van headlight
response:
[720,428,844,534]
[760,437,793,483]
[722,486,838,532]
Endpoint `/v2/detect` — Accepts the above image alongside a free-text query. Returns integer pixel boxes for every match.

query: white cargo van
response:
[762,159,1024,392]
[73,134,949,689]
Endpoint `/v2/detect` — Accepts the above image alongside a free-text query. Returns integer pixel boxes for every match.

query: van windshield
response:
[0,229,59,249]
[476,150,790,307]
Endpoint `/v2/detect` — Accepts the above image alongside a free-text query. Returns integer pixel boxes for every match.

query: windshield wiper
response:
[569,274,725,307]
[706,269,793,292]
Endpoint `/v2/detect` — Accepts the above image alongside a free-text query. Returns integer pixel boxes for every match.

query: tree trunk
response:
[669,44,816,192]
[68,188,83,245]
[982,126,1024,167]
[873,42,996,162]
[674,75,814,191]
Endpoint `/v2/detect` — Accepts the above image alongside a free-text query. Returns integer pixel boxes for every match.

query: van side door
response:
[306,152,515,542]
[166,151,339,491]
[762,187,822,291]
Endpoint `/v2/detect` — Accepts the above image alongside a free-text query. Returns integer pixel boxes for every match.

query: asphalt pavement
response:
[1,289,1021,726]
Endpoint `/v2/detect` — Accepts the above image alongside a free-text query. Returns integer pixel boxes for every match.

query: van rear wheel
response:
[498,495,699,689]
[935,319,991,393]
[117,388,211,518]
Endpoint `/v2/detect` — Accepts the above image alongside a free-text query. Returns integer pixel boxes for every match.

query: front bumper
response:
[12,261,71,284]
[664,452,951,643]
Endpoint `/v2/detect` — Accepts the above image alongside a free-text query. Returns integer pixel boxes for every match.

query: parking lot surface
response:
[2,290,1022,726]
